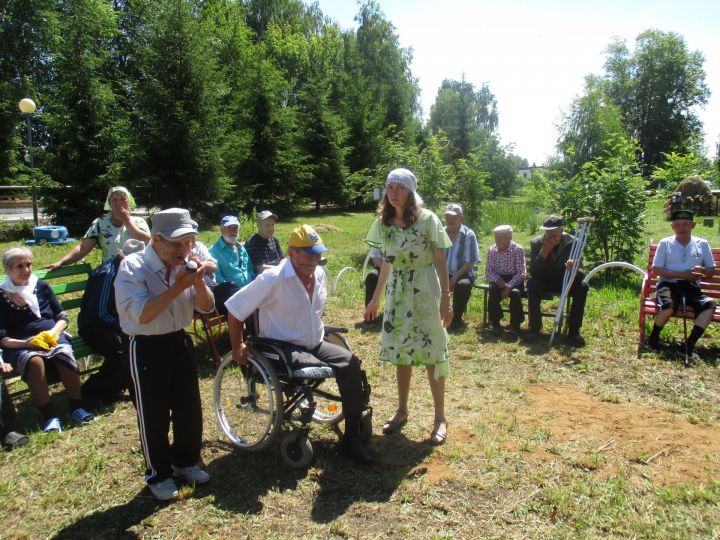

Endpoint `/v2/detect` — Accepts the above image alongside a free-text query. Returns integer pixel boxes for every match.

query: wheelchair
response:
[214,326,372,468]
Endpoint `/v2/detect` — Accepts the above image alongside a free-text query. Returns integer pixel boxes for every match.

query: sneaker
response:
[148,477,179,501]
[43,417,62,433]
[173,464,211,485]
[70,407,96,424]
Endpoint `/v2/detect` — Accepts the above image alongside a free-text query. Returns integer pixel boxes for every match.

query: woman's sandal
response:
[2,431,29,449]
[430,418,448,446]
[382,410,408,435]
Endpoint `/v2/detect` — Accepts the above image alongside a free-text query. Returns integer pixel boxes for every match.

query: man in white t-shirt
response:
[649,209,716,360]
[225,225,372,465]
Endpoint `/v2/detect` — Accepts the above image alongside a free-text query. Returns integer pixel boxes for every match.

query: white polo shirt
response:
[225,258,326,349]
[653,235,714,283]
[115,244,214,336]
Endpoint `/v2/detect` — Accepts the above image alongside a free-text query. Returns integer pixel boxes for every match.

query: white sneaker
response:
[173,465,211,485]
[148,477,179,501]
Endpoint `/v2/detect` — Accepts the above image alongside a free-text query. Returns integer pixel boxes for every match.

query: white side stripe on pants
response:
[128,335,157,483]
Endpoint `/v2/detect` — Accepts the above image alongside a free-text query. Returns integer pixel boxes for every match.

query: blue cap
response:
[220,215,240,227]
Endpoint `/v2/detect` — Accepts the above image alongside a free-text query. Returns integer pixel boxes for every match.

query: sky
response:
[313,0,720,166]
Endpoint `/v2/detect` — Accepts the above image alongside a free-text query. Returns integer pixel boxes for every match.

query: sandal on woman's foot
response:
[382,410,408,435]
[429,418,448,446]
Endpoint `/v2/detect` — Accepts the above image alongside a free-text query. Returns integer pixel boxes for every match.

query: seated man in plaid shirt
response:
[485,225,526,335]
[444,204,481,331]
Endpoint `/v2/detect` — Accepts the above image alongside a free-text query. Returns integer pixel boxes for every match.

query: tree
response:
[428,78,498,159]
[470,131,518,197]
[130,0,229,217]
[604,30,709,177]
[650,151,714,192]
[555,75,627,179]
[454,154,490,230]
[42,0,126,233]
[555,135,646,265]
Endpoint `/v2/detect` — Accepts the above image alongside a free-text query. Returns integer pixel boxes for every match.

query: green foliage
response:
[555,136,646,265]
[651,151,715,192]
[428,78,498,159]
[454,154,491,230]
[0,220,35,242]
[604,30,709,177]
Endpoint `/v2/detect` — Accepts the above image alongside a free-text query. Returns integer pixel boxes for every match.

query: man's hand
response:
[1,362,12,374]
[690,265,712,279]
[449,275,458,291]
[500,286,511,300]
[495,278,507,289]
[232,342,249,365]
[540,232,561,257]
[41,261,61,271]
[173,257,207,291]
[565,259,575,270]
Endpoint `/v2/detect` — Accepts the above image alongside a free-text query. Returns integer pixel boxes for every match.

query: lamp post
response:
[18,97,38,225]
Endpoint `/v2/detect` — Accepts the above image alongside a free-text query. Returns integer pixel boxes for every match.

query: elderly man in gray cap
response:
[245,210,284,274]
[444,203,481,330]
[115,208,215,501]
[485,225,526,335]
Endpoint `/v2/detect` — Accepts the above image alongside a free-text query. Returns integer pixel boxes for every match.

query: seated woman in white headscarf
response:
[43,186,151,270]
[0,247,94,433]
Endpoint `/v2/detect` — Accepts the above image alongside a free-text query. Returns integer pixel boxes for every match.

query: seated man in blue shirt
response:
[649,209,716,361]
[209,215,255,315]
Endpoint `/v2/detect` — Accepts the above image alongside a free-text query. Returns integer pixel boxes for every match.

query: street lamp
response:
[18,97,38,225]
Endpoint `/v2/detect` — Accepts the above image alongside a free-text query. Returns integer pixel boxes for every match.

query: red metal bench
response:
[638,243,720,357]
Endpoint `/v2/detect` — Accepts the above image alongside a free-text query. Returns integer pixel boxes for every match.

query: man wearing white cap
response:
[245,210,284,274]
[485,225,526,334]
[444,203,480,331]
[115,208,215,501]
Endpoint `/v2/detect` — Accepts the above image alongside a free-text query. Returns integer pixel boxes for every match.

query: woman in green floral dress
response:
[364,168,453,445]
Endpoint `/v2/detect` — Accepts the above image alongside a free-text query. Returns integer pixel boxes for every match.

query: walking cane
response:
[549,217,594,345]
[681,294,689,366]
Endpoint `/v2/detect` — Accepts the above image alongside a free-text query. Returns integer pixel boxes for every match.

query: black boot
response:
[341,414,373,465]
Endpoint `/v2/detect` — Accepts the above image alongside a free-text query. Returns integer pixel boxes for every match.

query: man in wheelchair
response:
[225,224,373,465]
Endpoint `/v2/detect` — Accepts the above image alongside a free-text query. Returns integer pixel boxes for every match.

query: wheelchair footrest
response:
[292,366,335,379]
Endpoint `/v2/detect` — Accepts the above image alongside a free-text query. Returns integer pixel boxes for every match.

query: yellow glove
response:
[30,330,59,350]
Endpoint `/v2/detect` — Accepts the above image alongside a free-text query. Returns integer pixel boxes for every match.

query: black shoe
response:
[647,335,661,352]
[567,333,586,347]
[677,346,701,364]
[1,430,29,450]
[507,325,520,337]
[341,436,373,465]
[524,330,540,342]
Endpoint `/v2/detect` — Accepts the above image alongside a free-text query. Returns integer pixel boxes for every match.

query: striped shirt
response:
[485,241,526,289]
[445,224,480,278]
[244,233,284,269]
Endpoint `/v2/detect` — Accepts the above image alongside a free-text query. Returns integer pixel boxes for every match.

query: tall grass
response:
[480,201,543,235]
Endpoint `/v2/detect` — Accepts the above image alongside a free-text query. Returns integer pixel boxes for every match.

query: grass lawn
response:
[2,196,720,538]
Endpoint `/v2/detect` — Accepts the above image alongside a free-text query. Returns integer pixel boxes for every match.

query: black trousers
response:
[527,274,588,334]
[128,331,203,485]
[79,322,130,401]
[487,274,524,328]
[211,282,241,316]
[451,276,474,324]
[277,340,364,417]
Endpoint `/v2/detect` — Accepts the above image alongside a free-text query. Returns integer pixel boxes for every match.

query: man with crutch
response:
[649,209,716,362]
[526,215,590,346]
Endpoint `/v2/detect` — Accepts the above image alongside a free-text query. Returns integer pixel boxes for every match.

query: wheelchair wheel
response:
[214,351,283,452]
[280,430,314,468]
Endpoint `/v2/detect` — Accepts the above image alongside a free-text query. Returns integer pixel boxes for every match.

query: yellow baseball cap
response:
[288,224,328,255]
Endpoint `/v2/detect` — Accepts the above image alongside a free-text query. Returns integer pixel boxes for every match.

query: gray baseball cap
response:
[151,208,198,240]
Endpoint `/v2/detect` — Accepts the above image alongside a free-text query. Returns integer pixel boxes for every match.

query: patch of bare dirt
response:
[517,383,720,485]
[312,224,343,232]
[409,426,476,484]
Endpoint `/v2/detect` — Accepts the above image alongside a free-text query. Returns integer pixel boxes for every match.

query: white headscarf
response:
[0,274,40,318]
[386,168,423,205]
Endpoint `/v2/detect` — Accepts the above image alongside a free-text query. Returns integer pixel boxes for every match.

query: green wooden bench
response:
[1,263,99,400]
